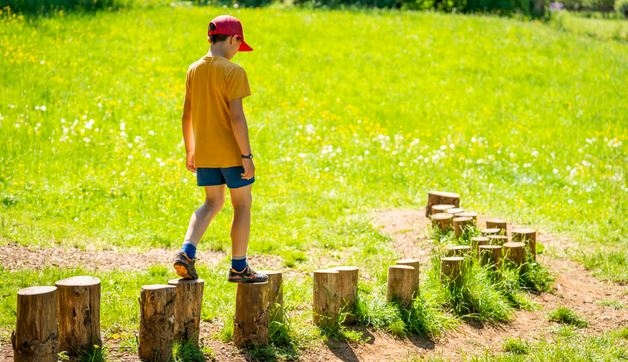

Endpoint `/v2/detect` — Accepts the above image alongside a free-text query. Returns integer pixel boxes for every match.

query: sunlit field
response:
[0,4,626,359]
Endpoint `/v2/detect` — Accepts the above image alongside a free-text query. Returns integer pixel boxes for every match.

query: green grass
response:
[548,307,589,328]
[1,3,627,360]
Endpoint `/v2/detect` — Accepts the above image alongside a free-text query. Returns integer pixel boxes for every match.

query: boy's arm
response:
[182,96,195,172]
[229,98,255,180]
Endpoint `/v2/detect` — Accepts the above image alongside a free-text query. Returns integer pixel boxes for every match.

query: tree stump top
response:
[428,191,460,198]
[167,278,205,286]
[314,269,340,275]
[397,258,420,264]
[389,265,415,270]
[486,218,506,224]
[55,276,101,287]
[481,228,502,235]
[457,211,477,218]
[432,204,455,212]
[446,208,465,215]
[257,270,283,276]
[471,236,490,242]
[440,256,465,262]
[503,242,526,248]
[453,216,472,222]
[142,284,177,291]
[17,286,57,296]
[431,212,453,220]
[479,245,503,250]
[512,228,536,234]
[446,245,471,251]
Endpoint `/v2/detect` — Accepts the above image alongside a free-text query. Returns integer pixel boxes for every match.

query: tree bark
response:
[431,213,453,231]
[387,265,417,307]
[11,286,58,362]
[234,281,270,347]
[479,245,503,268]
[426,191,460,217]
[55,276,102,356]
[259,270,284,324]
[512,228,537,260]
[503,242,527,266]
[396,259,420,295]
[168,278,204,345]
[313,269,341,328]
[445,245,472,257]
[470,236,490,254]
[485,218,508,235]
[334,266,359,324]
[453,216,475,238]
[431,204,455,215]
[139,285,176,362]
[440,257,465,283]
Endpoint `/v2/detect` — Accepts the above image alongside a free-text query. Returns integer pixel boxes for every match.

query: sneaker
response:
[173,251,198,280]
[228,265,268,283]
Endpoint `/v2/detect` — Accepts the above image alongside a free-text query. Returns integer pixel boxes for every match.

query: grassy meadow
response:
[0,4,627,360]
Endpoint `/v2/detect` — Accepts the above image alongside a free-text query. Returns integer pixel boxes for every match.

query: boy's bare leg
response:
[229,184,252,258]
[184,185,226,246]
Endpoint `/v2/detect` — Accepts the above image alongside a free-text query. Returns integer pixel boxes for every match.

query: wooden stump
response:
[234,281,271,347]
[486,218,508,235]
[168,278,204,345]
[479,245,503,268]
[387,265,417,307]
[11,286,58,362]
[446,207,465,216]
[334,266,359,324]
[55,276,102,356]
[431,213,453,231]
[481,228,502,236]
[488,235,509,245]
[259,271,284,323]
[441,257,465,283]
[426,191,460,217]
[512,228,537,259]
[503,242,527,266]
[396,259,420,295]
[313,269,341,328]
[453,216,475,238]
[139,285,176,362]
[445,245,472,257]
[431,204,455,215]
[457,211,478,222]
[471,236,490,254]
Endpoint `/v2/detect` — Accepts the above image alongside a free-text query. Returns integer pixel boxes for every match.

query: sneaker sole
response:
[174,264,197,280]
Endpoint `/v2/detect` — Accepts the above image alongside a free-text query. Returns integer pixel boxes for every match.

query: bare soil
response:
[1,208,626,361]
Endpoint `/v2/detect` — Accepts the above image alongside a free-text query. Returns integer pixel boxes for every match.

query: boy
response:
[173,15,268,284]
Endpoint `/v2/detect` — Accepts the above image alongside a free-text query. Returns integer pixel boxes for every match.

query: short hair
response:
[209,23,229,44]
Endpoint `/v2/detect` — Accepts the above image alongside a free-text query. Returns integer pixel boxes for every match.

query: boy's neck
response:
[209,44,230,60]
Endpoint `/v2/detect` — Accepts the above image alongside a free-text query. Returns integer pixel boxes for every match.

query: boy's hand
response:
[186,152,196,172]
[241,158,255,180]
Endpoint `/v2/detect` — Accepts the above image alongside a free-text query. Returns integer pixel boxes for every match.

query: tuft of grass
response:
[172,340,210,362]
[502,337,530,355]
[548,307,589,328]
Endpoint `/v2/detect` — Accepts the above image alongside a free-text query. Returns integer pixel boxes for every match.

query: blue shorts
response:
[196,167,254,189]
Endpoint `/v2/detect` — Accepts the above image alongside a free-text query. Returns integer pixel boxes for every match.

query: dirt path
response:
[1,208,626,361]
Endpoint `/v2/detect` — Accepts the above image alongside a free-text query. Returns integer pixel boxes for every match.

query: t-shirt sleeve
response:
[226,66,251,101]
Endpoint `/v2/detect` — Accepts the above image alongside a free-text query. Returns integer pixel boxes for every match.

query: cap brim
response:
[239,40,253,52]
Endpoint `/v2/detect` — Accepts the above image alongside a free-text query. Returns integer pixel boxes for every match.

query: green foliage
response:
[617,0,628,16]
[172,340,211,362]
[502,337,530,355]
[548,307,589,328]
[0,0,170,14]
[518,259,555,293]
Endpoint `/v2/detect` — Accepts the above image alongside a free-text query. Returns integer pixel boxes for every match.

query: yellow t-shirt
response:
[185,55,251,168]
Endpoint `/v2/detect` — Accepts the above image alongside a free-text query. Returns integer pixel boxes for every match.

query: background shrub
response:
[616,0,628,16]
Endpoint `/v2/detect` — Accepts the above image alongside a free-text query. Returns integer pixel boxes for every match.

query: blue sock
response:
[232,256,247,272]
[181,242,197,259]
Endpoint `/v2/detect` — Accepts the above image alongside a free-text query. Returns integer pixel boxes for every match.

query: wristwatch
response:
[241,154,253,159]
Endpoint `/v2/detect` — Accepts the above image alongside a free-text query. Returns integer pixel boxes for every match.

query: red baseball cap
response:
[208,15,253,52]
